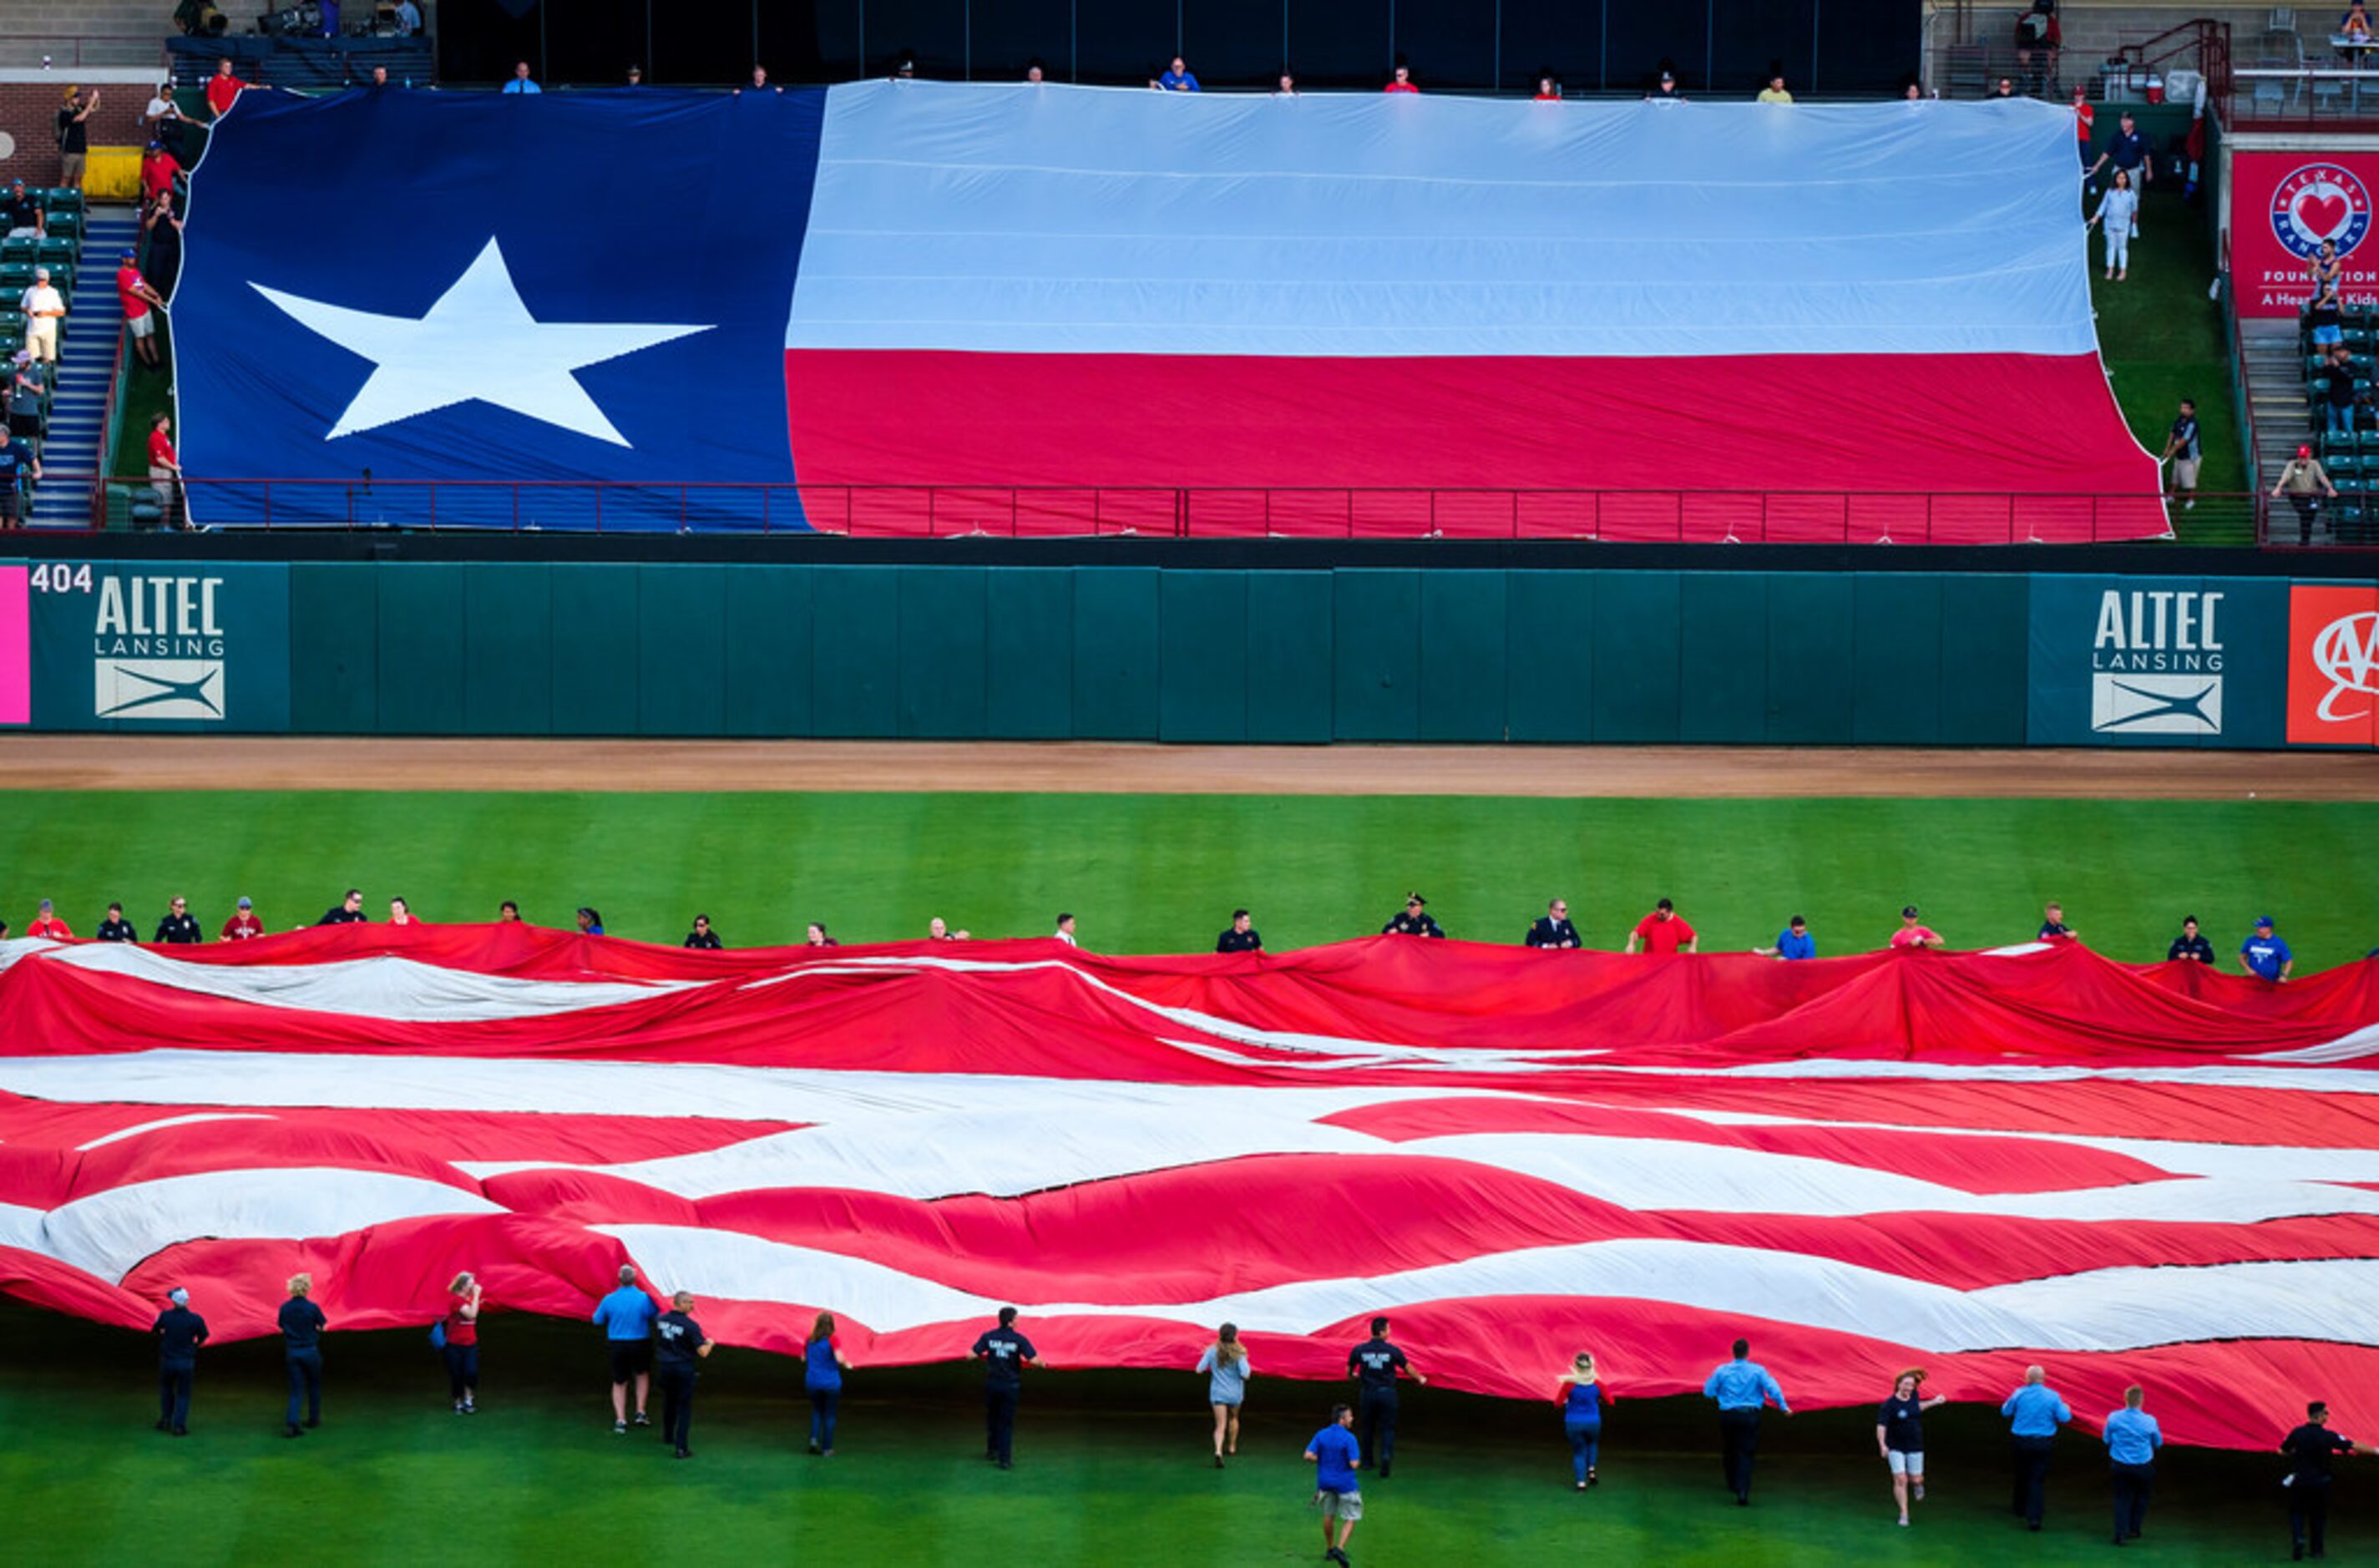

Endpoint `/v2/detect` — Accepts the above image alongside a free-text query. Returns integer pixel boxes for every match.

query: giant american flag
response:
[3,926,2376,1450]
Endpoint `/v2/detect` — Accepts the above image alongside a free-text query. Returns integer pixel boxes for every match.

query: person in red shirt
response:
[1626,898,1698,955]
[140,141,182,206]
[147,410,185,529]
[119,250,168,369]
[220,896,264,940]
[27,898,72,938]
[1384,63,1419,94]
[2072,83,2094,170]
[205,58,246,121]
[1534,74,1562,101]
[1888,906,1946,950]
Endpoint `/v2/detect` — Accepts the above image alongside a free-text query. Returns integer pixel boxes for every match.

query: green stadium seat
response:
[2331,453,2363,480]
[0,264,31,291]
[41,189,82,217]
[34,238,73,271]
[0,237,33,266]
[0,288,23,316]
[43,210,79,245]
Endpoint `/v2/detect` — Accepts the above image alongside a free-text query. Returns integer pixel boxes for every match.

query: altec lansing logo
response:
[2089,588,2223,734]
[91,574,228,721]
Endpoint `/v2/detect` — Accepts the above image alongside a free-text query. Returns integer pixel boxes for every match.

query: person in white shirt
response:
[1054,912,1077,946]
[2086,169,2139,281]
[20,267,64,364]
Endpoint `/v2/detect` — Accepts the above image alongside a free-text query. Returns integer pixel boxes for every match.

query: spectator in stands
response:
[685,913,722,948]
[2086,169,2138,282]
[2088,112,2151,192]
[740,66,777,94]
[2347,3,2375,42]
[22,267,64,367]
[143,191,184,297]
[318,0,341,38]
[143,79,184,153]
[148,412,185,529]
[1647,68,1685,103]
[806,922,838,946]
[220,896,263,941]
[1025,61,1046,83]
[1625,898,1697,955]
[1904,81,1925,101]
[3,180,45,240]
[626,65,644,85]
[0,424,43,532]
[320,888,367,924]
[575,907,605,936]
[96,903,137,942]
[1992,76,2017,99]
[2313,240,2346,300]
[139,142,182,213]
[504,62,542,95]
[394,0,422,36]
[1535,74,1561,101]
[2037,901,2078,941]
[1383,893,1445,938]
[2167,916,2215,964]
[892,53,916,80]
[1161,57,1200,92]
[205,58,247,122]
[2072,83,2093,167]
[1756,71,1794,104]
[1385,63,1419,94]
[8,352,43,431]
[1888,906,1946,950]
[2160,398,2201,510]
[1526,898,1581,948]
[1217,909,1263,953]
[155,896,202,944]
[1754,915,1816,959]
[2312,288,2347,351]
[1275,72,1298,95]
[2015,1,2061,94]
[55,88,94,190]
[367,66,392,89]
[27,898,71,938]
[2241,916,2293,983]
[2323,347,2361,438]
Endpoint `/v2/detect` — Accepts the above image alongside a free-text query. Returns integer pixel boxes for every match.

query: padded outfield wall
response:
[2,561,2373,749]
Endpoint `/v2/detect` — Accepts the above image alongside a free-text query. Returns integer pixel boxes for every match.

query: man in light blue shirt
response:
[591,1263,659,1433]
[393,0,421,34]
[503,61,542,94]
[1703,1338,1790,1505]
[2001,1365,2072,1530]
[2103,1384,2161,1545]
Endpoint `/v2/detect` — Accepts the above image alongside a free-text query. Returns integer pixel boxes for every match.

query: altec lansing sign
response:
[2090,587,2224,735]
[20,560,290,731]
[91,572,230,721]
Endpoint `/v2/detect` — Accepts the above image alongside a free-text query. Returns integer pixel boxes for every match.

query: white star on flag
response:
[251,238,711,447]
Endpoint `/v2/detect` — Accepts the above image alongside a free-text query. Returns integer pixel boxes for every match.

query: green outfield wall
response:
[3,561,2372,747]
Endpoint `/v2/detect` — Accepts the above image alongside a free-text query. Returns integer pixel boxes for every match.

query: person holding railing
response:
[2274,443,2339,544]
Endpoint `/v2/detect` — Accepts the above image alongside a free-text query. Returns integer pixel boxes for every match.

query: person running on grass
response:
[1197,1322,1251,1467]
[1305,1402,1364,1565]
[1876,1368,1946,1526]
[805,1311,852,1454]
[1348,1315,1427,1476]
[973,1305,1041,1469]
[1556,1351,1609,1490]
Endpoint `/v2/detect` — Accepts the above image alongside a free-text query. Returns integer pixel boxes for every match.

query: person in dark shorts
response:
[592,1263,658,1433]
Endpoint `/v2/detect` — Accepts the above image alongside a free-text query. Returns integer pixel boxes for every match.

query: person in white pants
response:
[2088,169,2139,281]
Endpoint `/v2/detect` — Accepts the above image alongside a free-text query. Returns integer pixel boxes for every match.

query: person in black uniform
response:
[154,895,201,943]
[95,902,139,942]
[1383,895,1445,939]
[319,888,367,925]
[279,1272,327,1436]
[2167,916,2215,964]
[1347,1315,1426,1475]
[153,1286,208,1435]
[2285,1400,2365,1560]
[653,1290,712,1459]
[683,914,723,950]
[972,1305,1040,1469]
[1526,898,1581,948]
[1217,909,1263,953]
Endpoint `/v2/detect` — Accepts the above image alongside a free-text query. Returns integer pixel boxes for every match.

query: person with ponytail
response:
[1556,1351,1608,1490]
[1195,1323,1252,1466]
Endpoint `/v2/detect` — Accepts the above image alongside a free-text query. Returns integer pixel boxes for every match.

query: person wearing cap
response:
[2242,916,2294,983]
[148,411,185,529]
[1647,68,1685,102]
[1217,908,1263,953]
[220,896,264,941]
[2274,445,2337,546]
[2166,915,2215,964]
[139,139,182,209]
[1382,893,1445,938]
[117,251,169,372]
[1625,898,1697,954]
[279,1273,328,1437]
[56,86,95,190]
[1889,906,1946,950]
[0,423,43,532]
[153,1286,209,1435]
[21,266,63,366]
[154,896,202,944]
[1526,898,1582,948]
[1754,915,1816,959]
[205,57,247,121]
[27,898,72,938]
[95,902,138,942]
[2,178,44,240]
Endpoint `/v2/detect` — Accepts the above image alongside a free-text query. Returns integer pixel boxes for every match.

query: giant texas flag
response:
[4,928,2378,1450]
[175,84,2160,539]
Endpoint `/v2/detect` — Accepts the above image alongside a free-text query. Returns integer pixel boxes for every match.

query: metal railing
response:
[0,36,170,69]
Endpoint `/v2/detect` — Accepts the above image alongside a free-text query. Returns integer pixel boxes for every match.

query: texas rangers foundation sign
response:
[26,562,290,731]
[2288,583,2379,746]
[2235,153,2379,316]
[2027,574,2286,747]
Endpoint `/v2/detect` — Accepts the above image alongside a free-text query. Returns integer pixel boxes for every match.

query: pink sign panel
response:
[0,565,27,724]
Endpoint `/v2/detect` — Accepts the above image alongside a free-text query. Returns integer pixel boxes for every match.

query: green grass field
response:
[0,1306,2346,1565]
[2,792,2372,967]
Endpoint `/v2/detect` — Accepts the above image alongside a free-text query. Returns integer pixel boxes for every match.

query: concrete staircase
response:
[28,203,135,529]
[2240,316,2311,484]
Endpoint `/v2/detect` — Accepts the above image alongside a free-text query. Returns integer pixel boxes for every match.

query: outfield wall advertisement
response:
[2023,575,2289,747]
[2290,583,2379,746]
[2234,151,2379,316]
[13,561,291,732]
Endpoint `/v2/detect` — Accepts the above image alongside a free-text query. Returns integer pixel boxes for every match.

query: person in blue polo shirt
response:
[2103,1383,2162,1545]
[1304,1402,1364,1567]
[2001,1364,2073,1530]
[2243,917,2294,983]
[591,1263,658,1434]
[1754,916,1816,959]
[1703,1338,1790,1505]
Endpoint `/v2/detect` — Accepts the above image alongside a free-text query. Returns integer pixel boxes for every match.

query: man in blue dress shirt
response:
[1703,1338,1790,1505]
[2103,1383,2161,1545]
[2002,1365,2073,1530]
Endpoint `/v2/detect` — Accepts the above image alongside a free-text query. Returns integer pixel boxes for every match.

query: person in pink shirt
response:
[1889,906,1946,949]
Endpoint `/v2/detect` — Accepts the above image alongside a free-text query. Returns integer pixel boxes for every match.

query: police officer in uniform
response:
[1383,894,1445,939]
[1347,1314,1426,1476]
[1216,909,1263,953]
[319,888,368,925]
[653,1290,712,1459]
[1526,898,1582,948]
[95,902,138,942]
[2167,916,2215,964]
[279,1272,327,1436]
[972,1305,1041,1469]
[683,914,723,949]
[153,1286,208,1435]
[154,895,201,943]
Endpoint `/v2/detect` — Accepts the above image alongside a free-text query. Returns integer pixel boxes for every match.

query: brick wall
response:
[0,71,164,186]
